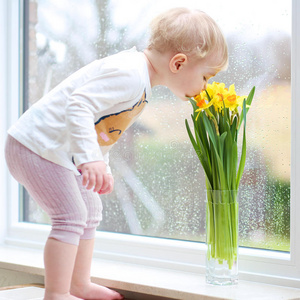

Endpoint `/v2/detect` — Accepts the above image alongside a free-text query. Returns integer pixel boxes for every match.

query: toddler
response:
[5,7,228,300]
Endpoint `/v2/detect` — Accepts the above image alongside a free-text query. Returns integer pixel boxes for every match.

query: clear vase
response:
[206,190,239,285]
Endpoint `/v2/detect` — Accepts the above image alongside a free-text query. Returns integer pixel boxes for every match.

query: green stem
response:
[206,190,238,269]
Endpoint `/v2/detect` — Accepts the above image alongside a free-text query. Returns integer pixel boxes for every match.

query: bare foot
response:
[44,291,83,300]
[70,282,124,300]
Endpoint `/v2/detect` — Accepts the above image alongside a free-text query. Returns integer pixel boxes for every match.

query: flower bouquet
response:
[185,82,255,285]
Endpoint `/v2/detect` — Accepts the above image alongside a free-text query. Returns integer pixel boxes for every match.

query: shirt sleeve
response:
[66,66,141,167]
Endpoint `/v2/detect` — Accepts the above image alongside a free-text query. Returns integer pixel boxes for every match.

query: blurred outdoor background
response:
[22,0,291,251]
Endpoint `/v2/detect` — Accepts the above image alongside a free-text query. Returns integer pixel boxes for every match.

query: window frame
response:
[1,0,300,289]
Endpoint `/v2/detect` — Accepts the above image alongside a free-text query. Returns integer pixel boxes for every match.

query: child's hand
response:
[98,173,114,195]
[78,161,114,194]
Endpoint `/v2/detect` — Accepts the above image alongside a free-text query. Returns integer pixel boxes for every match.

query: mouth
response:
[185,94,198,100]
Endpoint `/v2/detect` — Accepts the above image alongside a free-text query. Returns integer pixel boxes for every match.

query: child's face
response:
[168,54,218,101]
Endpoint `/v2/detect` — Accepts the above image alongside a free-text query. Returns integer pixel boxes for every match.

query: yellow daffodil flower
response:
[191,93,213,121]
[196,82,246,112]
[223,84,246,111]
[193,93,213,110]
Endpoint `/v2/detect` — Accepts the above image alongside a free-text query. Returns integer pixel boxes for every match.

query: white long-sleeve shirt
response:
[8,47,152,175]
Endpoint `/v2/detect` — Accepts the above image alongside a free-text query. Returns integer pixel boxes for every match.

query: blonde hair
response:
[148,7,228,71]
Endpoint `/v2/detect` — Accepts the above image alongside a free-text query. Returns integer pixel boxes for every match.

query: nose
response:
[203,81,207,90]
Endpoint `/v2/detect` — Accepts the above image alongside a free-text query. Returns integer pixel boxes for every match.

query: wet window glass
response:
[23,0,291,252]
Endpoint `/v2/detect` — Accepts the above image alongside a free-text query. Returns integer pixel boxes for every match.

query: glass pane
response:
[23,0,291,251]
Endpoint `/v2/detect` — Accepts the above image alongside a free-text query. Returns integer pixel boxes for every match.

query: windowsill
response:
[0,245,300,300]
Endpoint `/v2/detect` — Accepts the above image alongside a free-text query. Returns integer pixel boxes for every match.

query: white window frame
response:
[1,0,300,289]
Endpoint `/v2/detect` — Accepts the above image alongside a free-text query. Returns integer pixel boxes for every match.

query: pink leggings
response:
[5,135,103,245]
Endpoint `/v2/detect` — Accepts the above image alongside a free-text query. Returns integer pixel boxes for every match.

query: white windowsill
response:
[1,245,300,300]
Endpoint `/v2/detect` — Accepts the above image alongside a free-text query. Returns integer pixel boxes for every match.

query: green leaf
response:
[223,122,233,188]
[190,98,198,113]
[231,117,238,141]
[202,113,218,152]
[238,86,255,131]
[194,129,213,184]
[231,141,238,190]
[236,100,247,187]
[185,118,198,151]
[185,118,213,187]
[219,131,228,162]
[193,113,210,153]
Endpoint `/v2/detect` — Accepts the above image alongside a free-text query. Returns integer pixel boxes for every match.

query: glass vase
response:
[206,189,239,285]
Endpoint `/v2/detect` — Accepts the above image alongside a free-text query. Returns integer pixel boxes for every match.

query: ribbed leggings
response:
[5,135,103,245]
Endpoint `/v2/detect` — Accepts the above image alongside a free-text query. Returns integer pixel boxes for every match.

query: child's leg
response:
[5,135,88,245]
[70,177,123,300]
[44,238,81,300]
[71,239,123,300]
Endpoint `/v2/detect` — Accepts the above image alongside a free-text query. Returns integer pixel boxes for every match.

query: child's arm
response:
[66,68,139,174]
[78,160,114,194]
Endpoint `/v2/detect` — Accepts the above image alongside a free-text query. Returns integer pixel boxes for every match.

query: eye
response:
[203,76,207,82]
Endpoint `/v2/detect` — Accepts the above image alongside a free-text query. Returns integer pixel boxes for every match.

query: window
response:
[3,0,300,288]
[23,0,291,251]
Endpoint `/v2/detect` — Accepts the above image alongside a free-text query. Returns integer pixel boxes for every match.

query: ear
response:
[169,53,188,73]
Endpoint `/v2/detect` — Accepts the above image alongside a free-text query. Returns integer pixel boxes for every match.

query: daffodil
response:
[191,93,214,121]
[203,82,227,112]
[200,82,247,112]
[193,93,213,110]
[223,84,246,111]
